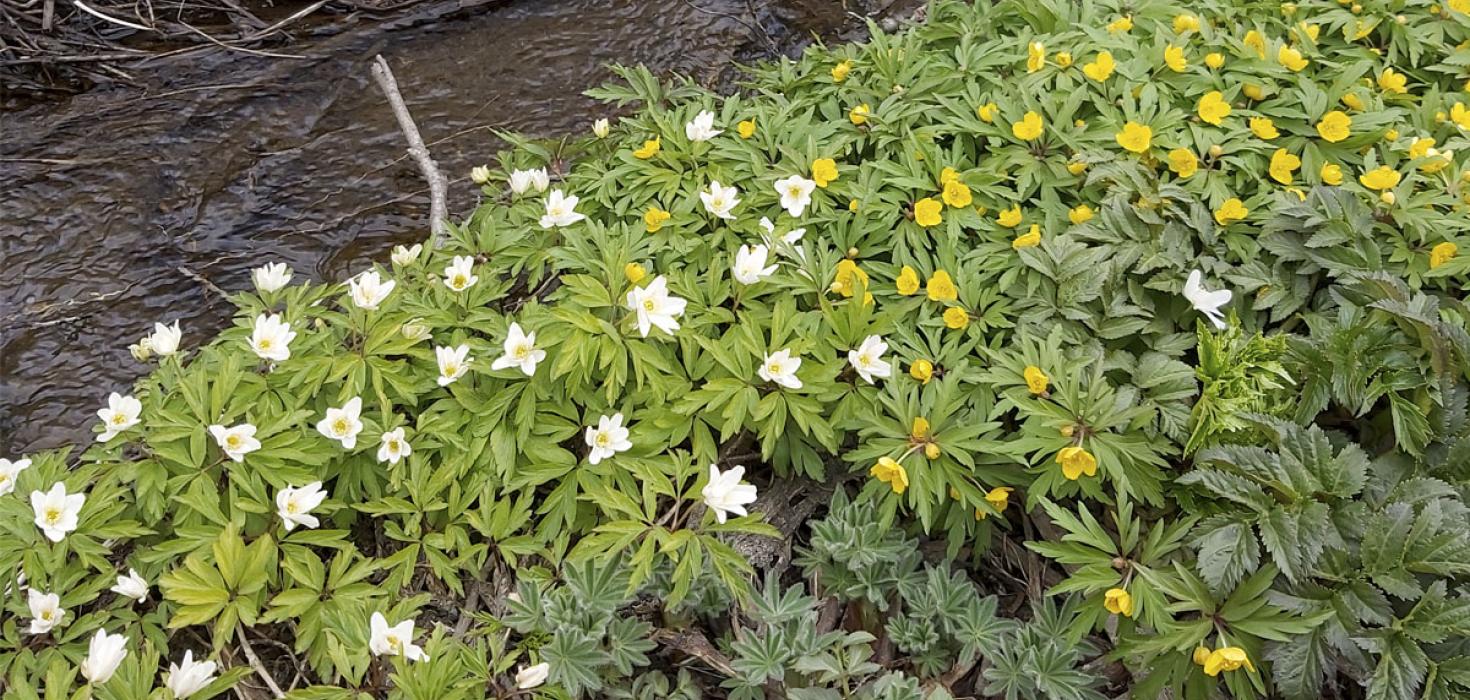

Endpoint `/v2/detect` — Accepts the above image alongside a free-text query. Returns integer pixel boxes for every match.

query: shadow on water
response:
[0,0,912,454]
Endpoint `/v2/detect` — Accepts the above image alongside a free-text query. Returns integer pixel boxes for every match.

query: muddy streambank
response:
[1,0,918,454]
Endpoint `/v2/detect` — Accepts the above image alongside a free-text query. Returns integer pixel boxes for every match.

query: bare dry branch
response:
[369,53,448,248]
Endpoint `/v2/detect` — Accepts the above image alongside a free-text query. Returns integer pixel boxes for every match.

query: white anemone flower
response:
[539,189,586,229]
[252,262,292,293]
[315,397,364,449]
[758,349,803,390]
[391,243,423,266]
[28,589,65,634]
[1183,270,1233,330]
[81,629,128,684]
[250,313,297,362]
[684,110,722,142]
[96,392,142,443]
[701,464,758,524]
[624,275,687,338]
[436,344,472,386]
[490,322,546,377]
[516,662,551,689]
[148,320,183,357]
[700,180,741,220]
[847,335,892,384]
[0,457,32,497]
[164,650,218,699]
[774,175,817,217]
[443,255,479,292]
[276,482,328,531]
[208,423,260,463]
[731,244,777,285]
[31,482,85,542]
[378,427,412,465]
[509,168,550,195]
[369,612,427,661]
[349,270,396,310]
[584,413,632,465]
[110,568,149,603]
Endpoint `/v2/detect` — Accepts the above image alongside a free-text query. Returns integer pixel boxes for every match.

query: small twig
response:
[370,53,448,247]
[71,0,153,32]
[238,0,327,42]
[235,624,286,699]
[177,265,228,299]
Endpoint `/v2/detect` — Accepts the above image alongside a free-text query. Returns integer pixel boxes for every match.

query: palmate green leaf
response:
[1364,632,1429,700]
[1194,519,1260,593]
[543,630,611,697]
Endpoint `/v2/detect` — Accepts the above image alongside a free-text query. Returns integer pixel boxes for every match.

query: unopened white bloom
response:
[702,464,758,524]
[700,180,741,220]
[758,349,803,390]
[685,110,723,142]
[276,481,328,531]
[250,313,297,362]
[593,118,610,138]
[0,457,32,497]
[81,629,128,684]
[774,175,817,217]
[732,244,777,285]
[624,275,687,338]
[490,323,546,377]
[148,321,182,357]
[1183,270,1233,330]
[848,335,892,384]
[443,255,479,292]
[208,423,260,463]
[369,612,427,661]
[470,165,492,185]
[378,427,412,465]
[516,662,551,689]
[96,392,142,443]
[392,243,423,266]
[252,262,293,293]
[316,397,364,449]
[584,412,632,465]
[540,189,586,229]
[509,167,550,195]
[165,650,218,699]
[27,589,64,634]
[111,568,149,603]
[31,482,84,542]
[128,337,154,362]
[400,318,432,342]
[759,217,809,274]
[350,270,396,310]
[436,344,471,386]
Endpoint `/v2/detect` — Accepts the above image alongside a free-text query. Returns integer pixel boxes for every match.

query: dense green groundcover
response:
[5,0,1470,698]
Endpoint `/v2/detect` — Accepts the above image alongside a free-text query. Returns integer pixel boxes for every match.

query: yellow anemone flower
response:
[1013,224,1042,249]
[895,265,920,295]
[925,270,958,302]
[1056,446,1098,480]
[1269,148,1301,184]
[1116,121,1153,153]
[870,457,909,494]
[1316,111,1352,142]
[633,137,661,159]
[1012,111,1044,141]
[1103,588,1135,617]
[1023,365,1049,394]
[1197,91,1232,125]
[644,207,672,233]
[1214,197,1249,225]
[914,198,943,227]
[1083,51,1116,81]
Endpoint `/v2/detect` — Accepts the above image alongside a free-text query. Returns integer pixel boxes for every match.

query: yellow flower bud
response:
[910,359,934,384]
[624,262,647,284]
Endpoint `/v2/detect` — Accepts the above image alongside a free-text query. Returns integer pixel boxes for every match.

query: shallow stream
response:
[1,0,902,452]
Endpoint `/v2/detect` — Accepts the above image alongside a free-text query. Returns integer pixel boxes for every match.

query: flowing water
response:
[1,0,912,454]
